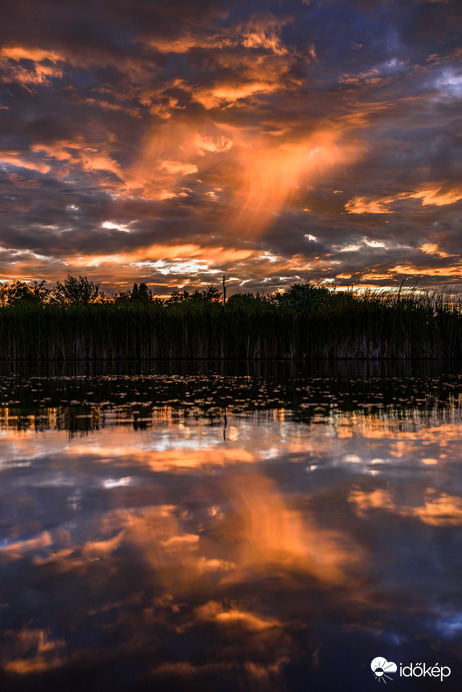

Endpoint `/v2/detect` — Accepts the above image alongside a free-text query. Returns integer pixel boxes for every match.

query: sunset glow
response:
[1,0,462,292]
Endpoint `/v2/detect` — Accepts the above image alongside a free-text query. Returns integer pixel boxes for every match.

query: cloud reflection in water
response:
[1,369,462,690]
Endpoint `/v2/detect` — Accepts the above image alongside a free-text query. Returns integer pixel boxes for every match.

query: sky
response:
[1,0,462,296]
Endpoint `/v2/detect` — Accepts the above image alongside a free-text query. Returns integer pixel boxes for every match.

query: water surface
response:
[1,362,462,691]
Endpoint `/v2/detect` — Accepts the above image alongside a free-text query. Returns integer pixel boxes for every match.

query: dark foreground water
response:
[0,361,462,691]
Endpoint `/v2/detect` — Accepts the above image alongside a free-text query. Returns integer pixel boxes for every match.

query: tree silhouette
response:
[54,275,100,304]
[7,280,50,305]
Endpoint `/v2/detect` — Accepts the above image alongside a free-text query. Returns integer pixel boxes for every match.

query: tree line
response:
[0,276,460,359]
[0,275,351,310]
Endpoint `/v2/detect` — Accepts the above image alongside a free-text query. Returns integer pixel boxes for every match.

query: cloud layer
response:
[1,0,462,292]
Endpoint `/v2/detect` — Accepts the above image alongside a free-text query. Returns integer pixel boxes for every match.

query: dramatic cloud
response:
[1,0,462,292]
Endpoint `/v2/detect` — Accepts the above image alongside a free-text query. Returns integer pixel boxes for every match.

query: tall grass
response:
[1,286,462,360]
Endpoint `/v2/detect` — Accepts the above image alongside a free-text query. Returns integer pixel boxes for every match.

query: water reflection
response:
[1,363,462,691]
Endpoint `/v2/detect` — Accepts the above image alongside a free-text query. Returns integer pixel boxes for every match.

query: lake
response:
[0,361,461,691]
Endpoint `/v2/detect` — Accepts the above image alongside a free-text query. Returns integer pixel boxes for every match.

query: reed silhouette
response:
[0,277,461,360]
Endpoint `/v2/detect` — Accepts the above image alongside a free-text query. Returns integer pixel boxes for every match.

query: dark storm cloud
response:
[0,0,462,290]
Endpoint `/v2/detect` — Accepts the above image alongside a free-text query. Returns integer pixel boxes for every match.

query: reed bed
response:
[0,284,462,360]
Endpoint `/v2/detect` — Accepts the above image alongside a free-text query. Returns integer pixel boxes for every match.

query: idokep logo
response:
[371,657,398,683]
[371,656,452,683]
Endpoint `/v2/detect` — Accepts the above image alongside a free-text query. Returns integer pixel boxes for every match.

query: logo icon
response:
[371,657,398,683]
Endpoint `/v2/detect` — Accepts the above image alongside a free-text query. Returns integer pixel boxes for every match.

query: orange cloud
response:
[345,195,394,214]
[15,88,362,244]
[240,15,292,56]
[390,263,462,277]
[47,115,362,268]
[31,140,121,180]
[160,160,198,176]
[227,128,362,236]
[419,242,452,258]
[339,68,382,85]
[147,16,290,59]
[414,187,462,206]
[124,121,202,198]
[346,185,462,214]
[0,46,63,61]
[0,46,65,88]
[66,244,254,270]
[0,150,50,174]
[148,34,233,54]
[198,81,280,109]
